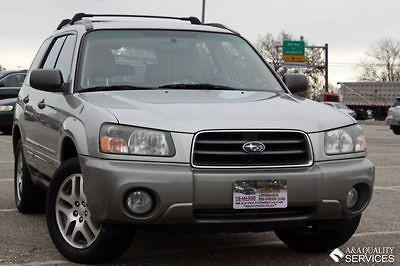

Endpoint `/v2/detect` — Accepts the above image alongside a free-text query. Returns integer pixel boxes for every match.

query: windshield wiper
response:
[80,85,157,92]
[158,83,241,91]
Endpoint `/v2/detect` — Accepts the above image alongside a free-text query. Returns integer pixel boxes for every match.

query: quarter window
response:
[55,35,76,81]
[42,36,67,69]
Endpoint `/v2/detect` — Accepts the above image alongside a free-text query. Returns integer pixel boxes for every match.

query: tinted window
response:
[29,39,52,70]
[42,36,66,69]
[79,30,283,92]
[0,73,26,87]
[55,35,76,81]
[393,99,400,107]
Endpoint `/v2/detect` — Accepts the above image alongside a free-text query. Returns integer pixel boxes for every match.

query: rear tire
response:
[14,139,46,213]
[275,215,361,252]
[392,126,400,135]
[46,157,134,264]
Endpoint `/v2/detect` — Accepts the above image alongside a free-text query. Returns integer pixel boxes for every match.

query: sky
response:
[1,0,399,86]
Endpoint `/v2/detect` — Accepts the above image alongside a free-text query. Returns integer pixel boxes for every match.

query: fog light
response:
[346,187,358,209]
[125,190,153,215]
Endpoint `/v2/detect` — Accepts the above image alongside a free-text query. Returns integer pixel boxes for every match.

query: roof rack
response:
[56,13,238,35]
[57,13,201,30]
[204,23,240,35]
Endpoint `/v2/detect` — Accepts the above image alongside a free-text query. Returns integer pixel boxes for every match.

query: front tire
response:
[275,215,361,252]
[46,157,134,264]
[392,126,400,135]
[14,140,46,213]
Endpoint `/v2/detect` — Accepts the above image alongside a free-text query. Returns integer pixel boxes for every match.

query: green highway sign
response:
[282,40,305,62]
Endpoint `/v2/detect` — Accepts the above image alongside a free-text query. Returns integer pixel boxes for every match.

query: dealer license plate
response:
[233,180,287,209]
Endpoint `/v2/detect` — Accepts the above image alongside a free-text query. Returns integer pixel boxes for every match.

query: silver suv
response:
[13,13,374,264]
[386,98,400,135]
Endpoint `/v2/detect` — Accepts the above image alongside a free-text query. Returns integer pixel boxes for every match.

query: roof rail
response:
[56,13,237,35]
[56,19,71,30]
[56,13,202,30]
[204,23,240,35]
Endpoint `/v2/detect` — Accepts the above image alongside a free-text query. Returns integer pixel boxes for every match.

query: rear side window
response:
[42,36,67,69]
[29,39,52,70]
[55,35,76,81]
[393,99,400,107]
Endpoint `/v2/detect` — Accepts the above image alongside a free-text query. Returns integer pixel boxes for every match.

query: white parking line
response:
[0,161,13,164]
[0,179,13,182]
[354,230,400,237]
[0,209,17,212]
[375,186,400,192]
[0,260,68,266]
[378,143,400,146]
[375,166,400,169]
[368,153,400,156]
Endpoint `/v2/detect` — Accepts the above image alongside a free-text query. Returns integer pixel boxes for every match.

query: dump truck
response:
[338,82,400,120]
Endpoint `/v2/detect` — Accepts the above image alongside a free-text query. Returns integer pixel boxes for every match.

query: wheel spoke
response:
[57,204,72,217]
[56,173,100,249]
[63,218,74,235]
[70,225,79,242]
[16,153,23,202]
[59,191,73,205]
[70,176,77,198]
[79,176,84,198]
[86,218,99,235]
[80,224,93,243]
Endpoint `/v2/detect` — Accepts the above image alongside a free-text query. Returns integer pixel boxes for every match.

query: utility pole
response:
[201,0,206,23]
[324,43,328,92]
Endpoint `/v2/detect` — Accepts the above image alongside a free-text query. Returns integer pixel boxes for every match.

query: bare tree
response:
[0,65,6,71]
[256,32,326,97]
[359,38,400,81]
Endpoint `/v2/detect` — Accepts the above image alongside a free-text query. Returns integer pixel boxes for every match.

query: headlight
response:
[99,124,175,156]
[325,124,366,155]
[0,105,14,112]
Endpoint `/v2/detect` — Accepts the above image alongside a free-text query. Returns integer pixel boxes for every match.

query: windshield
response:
[79,30,283,92]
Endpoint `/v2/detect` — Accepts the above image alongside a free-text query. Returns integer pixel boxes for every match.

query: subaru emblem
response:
[242,141,266,153]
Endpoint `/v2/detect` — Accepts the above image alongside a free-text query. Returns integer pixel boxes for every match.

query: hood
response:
[82,90,354,133]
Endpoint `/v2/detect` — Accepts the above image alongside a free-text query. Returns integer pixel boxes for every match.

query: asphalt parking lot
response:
[0,122,399,265]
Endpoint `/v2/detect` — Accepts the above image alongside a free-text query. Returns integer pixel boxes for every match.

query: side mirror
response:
[30,69,64,92]
[282,73,308,94]
[0,82,5,87]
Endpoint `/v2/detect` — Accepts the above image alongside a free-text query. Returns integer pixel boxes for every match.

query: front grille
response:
[192,131,312,168]
[194,207,314,220]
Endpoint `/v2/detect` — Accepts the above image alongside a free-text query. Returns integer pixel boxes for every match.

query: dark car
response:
[0,70,27,100]
[0,97,16,134]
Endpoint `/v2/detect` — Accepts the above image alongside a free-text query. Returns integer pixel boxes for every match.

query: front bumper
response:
[81,156,374,226]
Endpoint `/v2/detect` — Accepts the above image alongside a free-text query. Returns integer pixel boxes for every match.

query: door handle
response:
[38,99,46,109]
[23,95,29,104]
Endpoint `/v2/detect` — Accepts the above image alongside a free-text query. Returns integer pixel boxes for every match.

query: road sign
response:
[282,40,305,62]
